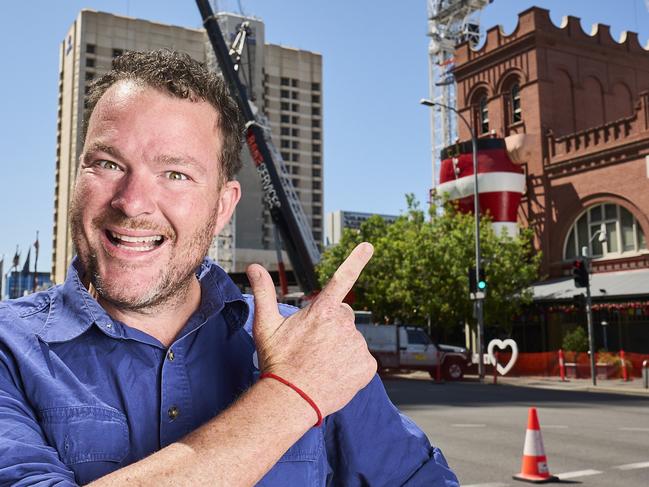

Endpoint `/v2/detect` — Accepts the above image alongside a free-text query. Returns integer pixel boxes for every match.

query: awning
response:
[532,268,649,302]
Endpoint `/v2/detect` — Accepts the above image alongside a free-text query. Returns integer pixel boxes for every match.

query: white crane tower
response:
[426,0,491,192]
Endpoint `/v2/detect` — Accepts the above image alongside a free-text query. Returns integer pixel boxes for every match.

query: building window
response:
[311,82,320,91]
[313,156,321,165]
[312,193,321,203]
[281,127,290,136]
[281,114,290,123]
[281,77,289,86]
[292,141,299,149]
[292,103,299,112]
[292,116,299,124]
[86,58,95,68]
[312,94,320,103]
[291,91,299,100]
[85,72,94,81]
[313,144,321,153]
[312,107,321,116]
[510,83,522,123]
[479,96,489,134]
[86,44,96,54]
[281,89,290,98]
[312,131,321,140]
[312,119,320,128]
[292,178,300,187]
[312,181,321,190]
[291,79,298,87]
[281,102,290,110]
[291,153,300,162]
[292,128,300,137]
[281,151,290,160]
[112,48,124,58]
[281,140,290,148]
[564,203,647,260]
[291,165,300,173]
[312,168,321,177]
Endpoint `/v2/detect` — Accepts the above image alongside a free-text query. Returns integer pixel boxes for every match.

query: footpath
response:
[386,371,649,397]
[493,374,649,397]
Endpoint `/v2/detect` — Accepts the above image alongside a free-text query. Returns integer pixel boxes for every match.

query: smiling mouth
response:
[106,230,165,252]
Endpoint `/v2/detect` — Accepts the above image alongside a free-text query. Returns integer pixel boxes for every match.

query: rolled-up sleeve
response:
[323,375,460,486]
[0,348,77,486]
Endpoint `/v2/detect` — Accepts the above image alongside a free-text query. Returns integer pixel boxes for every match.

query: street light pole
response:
[420,98,485,381]
[581,224,606,386]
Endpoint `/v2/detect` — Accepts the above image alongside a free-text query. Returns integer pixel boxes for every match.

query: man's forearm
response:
[89,378,316,487]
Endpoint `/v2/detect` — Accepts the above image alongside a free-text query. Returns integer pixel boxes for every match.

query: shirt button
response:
[167,349,175,361]
[106,323,112,329]
[168,406,180,421]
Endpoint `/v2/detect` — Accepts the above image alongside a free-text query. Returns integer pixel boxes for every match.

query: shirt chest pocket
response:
[256,427,325,487]
[39,406,130,467]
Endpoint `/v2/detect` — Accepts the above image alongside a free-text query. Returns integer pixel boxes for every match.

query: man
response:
[0,50,459,486]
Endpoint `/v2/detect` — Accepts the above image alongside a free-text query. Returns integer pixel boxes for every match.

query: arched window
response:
[479,96,489,134]
[510,83,522,123]
[564,203,646,260]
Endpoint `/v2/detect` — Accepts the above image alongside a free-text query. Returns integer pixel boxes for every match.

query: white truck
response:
[356,323,470,381]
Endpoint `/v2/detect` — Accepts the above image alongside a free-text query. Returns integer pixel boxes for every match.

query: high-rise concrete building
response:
[52,9,323,283]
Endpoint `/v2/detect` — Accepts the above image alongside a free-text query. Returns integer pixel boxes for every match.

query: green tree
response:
[317,196,541,336]
[562,326,589,353]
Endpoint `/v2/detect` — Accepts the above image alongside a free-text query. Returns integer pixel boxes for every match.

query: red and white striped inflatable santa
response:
[437,135,530,236]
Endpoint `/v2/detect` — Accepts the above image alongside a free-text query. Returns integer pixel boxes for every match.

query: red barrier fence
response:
[491,351,649,378]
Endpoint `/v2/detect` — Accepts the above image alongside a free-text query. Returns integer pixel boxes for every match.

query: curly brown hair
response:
[83,49,243,180]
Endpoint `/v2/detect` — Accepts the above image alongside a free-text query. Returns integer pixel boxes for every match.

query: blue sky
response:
[2,0,649,273]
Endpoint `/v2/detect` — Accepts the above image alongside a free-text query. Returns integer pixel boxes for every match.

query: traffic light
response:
[572,293,586,310]
[469,267,487,294]
[572,259,589,288]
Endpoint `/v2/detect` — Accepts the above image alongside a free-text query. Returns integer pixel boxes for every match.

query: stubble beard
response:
[70,196,219,314]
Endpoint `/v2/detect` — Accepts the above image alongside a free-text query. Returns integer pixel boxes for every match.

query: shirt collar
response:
[37,257,248,344]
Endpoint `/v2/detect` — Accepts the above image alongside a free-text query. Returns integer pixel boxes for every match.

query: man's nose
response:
[110,172,157,217]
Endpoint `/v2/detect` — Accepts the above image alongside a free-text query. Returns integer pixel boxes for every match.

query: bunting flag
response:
[33,231,40,292]
[12,247,20,270]
[22,248,31,275]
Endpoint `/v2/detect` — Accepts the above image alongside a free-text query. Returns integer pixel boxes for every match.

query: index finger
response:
[319,242,374,304]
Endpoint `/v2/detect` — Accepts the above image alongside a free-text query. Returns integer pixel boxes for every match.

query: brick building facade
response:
[452,7,649,352]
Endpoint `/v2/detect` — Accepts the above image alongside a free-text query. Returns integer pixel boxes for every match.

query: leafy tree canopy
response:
[317,195,541,334]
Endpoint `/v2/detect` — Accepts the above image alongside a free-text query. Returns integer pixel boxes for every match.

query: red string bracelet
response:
[260,373,323,427]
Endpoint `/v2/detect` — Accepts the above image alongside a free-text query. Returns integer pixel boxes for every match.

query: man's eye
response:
[167,171,189,181]
[97,160,121,171]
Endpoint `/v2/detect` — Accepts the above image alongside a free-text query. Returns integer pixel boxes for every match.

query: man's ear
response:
[213,180,241,237]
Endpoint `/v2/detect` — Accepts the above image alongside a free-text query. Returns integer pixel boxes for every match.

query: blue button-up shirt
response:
[0,258,459,486]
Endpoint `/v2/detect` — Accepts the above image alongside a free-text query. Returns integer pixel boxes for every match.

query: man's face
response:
[71,80,239,310]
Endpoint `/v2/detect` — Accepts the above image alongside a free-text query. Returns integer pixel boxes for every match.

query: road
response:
[384,376,649,486]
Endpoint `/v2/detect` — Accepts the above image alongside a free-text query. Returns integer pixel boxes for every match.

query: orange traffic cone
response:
[513,407,559,483]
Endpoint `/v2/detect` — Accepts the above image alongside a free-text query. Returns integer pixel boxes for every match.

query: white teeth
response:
[110,231,163,243]
[115,243,155,252]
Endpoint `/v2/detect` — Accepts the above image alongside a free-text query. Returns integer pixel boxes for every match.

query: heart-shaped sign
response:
[487,339,518,376]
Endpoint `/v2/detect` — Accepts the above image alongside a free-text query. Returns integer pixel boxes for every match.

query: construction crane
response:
[426,0,491,192]
[195,0,321,293]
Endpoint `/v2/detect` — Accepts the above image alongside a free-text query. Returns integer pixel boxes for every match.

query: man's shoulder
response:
[0,288,58,338]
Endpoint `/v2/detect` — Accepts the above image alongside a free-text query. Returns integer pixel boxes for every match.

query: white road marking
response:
[462,483,510,487]
[614,461,649,470]
[556,469,603,479]
[541,424,568,429]
[619,427,649,432]
[451,423,486,428]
